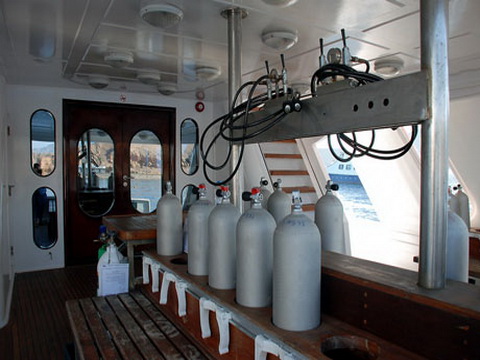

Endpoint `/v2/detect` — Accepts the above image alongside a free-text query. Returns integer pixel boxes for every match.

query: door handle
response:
[122,175,134,181]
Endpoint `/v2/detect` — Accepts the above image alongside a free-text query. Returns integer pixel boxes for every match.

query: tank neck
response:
[251,200,262,209]
[165,181,173,194]
[291,190,302,212]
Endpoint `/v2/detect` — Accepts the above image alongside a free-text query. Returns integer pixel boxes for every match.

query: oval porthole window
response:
[130,130,162,213]
[32,187,58,249]
[77,128,115,217]
[181,118,199,175]
[181,184,198,212]
[31,109,55,177]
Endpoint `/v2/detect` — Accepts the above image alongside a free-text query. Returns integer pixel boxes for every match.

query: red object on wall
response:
[195,102,205,112]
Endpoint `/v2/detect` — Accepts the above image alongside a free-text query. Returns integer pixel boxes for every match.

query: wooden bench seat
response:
[66,292,210,360]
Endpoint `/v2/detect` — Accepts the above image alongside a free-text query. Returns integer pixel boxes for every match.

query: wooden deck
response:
[0,265,98,360]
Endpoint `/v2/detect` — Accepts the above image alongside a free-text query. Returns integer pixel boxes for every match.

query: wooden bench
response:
[66,292,210,360]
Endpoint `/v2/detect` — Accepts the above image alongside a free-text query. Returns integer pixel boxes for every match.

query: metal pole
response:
[221,7,247,211]
[418,0,450,289]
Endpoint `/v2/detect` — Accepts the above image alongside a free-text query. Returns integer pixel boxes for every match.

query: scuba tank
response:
[455,184,470,229]
[236,187,276,307]
[447,209,469,283]
[187,184,214,276]
[267,179,291,224]
[448,186,460,215]
[259,177,271,209]
[156,181,183,256]
[272,191,321,331]
[314,180,350,255]
[208,186,241,290]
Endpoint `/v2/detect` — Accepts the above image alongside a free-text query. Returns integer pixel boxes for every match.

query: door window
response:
[31,109,55,176]
[130,130,162,213]
[181,184,197,211]
[32,187,57,249]
[180,118,199,175]
[77,128,115,217]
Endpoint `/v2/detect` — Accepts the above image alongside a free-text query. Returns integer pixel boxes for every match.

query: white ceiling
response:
[0,0,479,101]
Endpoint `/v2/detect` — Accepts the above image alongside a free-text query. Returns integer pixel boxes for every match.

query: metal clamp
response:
[151,263,161,293]
[142,257,153,284]
[159,271,177,304]
[255,335,295,360]
[159,271,188,317]
[175,281,188,317]
[199,297,232,355]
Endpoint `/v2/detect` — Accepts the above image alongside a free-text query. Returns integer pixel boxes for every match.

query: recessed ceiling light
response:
[140,1,184,28]
[195,65,221,81]
[88,75,110,89]
[261,0,298,7]
[157,82,177,95]
[262,30,298,51]
[137,71,161,85]
[374,57,404,76]
[104,51,134,68]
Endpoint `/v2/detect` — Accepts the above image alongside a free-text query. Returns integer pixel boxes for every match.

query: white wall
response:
[450,93,480,228]
[0,74,13,328]
[6,84,215,273]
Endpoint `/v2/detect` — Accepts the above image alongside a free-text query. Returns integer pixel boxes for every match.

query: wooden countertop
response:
[102,214,156,241]
[143,250,426,360]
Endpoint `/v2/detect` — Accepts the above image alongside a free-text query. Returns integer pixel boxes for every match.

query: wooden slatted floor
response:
[67,292,209,360]
[0,265,98,360]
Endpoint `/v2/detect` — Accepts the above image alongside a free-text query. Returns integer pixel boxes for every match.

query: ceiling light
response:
[104,51,134,68]
[374,57,404,76]
[157,82,177,95]
[261,0,298,7]
[140,1,184,28]
[262,30,298,51]
[195,66,221,81]
[137,71,161,85]
[88,75,110,89]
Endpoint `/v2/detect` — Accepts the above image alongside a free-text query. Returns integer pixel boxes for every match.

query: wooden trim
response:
[300,203,315,212]
[264,153,302,159]
[269,170,309,176]
[282,186,316,193]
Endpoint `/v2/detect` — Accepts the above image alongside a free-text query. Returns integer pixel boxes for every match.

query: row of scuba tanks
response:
[156,179,350,332]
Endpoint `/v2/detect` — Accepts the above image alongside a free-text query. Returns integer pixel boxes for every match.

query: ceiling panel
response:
[0,0,479,100]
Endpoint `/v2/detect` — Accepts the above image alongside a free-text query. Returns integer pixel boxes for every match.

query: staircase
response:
[260,140,318,218]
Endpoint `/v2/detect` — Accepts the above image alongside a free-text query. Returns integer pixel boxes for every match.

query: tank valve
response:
[291,190,303,211]
[326,180,339,192]
[242,187,262,203]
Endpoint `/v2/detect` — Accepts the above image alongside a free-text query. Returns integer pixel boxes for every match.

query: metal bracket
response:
[233,71,428,143]
[255,335,295,360]
[199,297,232,354]
[159,271,188,317]
[142,257,153,284]
[151,263,161,293]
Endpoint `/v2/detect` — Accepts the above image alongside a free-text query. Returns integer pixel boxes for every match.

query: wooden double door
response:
[63,100,175,265]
